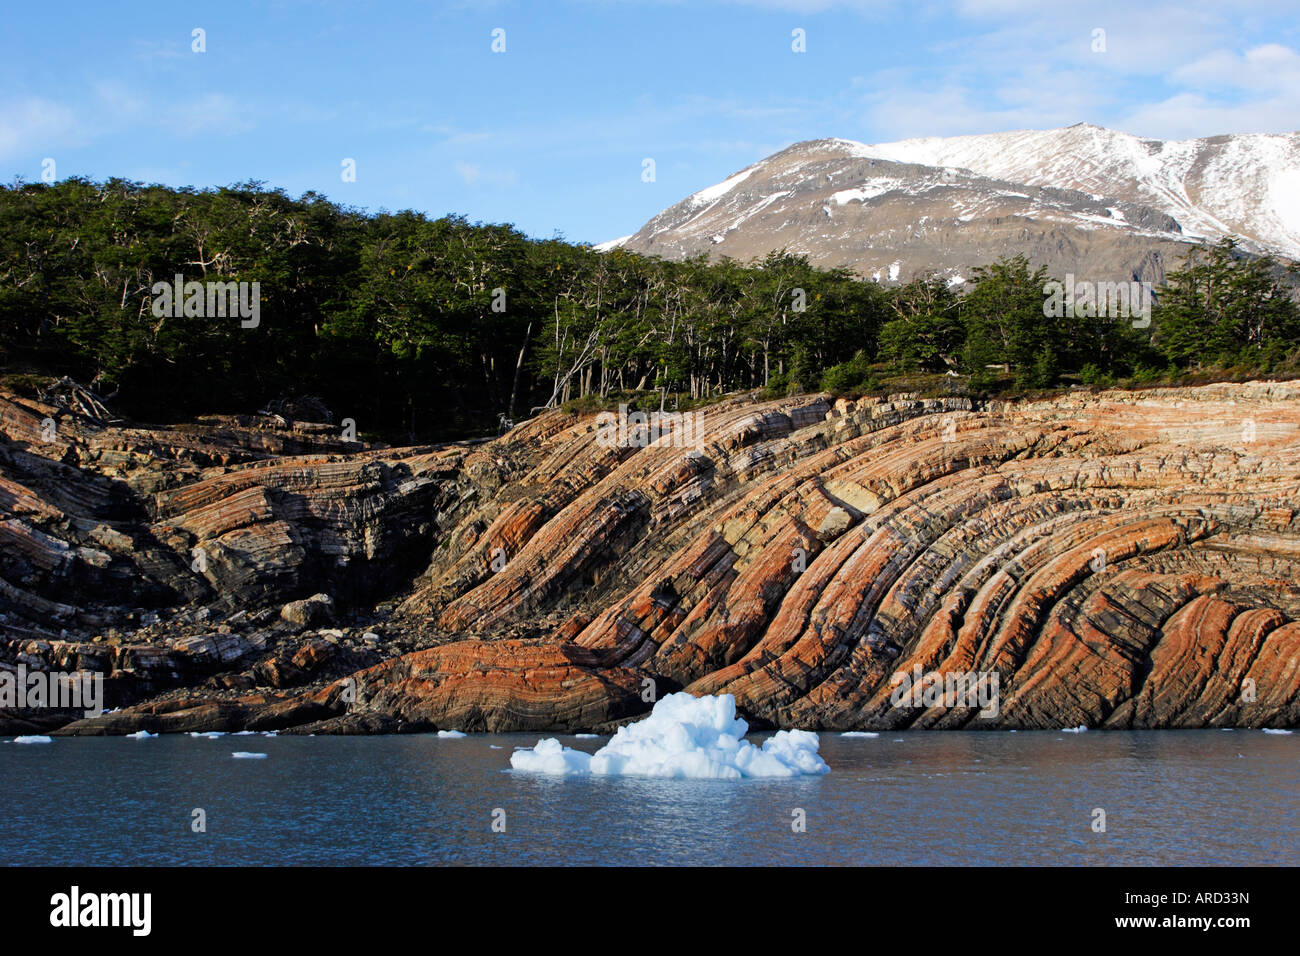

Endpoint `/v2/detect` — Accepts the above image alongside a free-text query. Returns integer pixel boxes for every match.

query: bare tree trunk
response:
[507,321,531,420]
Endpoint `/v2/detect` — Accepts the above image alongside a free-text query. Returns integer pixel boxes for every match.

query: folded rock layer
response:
[3,382,1299,733]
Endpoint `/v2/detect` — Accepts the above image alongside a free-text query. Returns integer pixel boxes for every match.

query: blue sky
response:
[3,0,1298,244]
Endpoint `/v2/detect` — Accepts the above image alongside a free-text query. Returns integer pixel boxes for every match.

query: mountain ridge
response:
[605,124,1300,284]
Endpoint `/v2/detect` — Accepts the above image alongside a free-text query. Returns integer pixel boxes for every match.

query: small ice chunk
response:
[575,733,599,739]
[1061,725,1088,733]
[12,735,53,744]
[437,730,467,739]
[125,730,157,739]
[510,693,829,778]
[1263,728,1293,735]
[840,731,879,738]
[231,752,268,759]
[509,737,594,775]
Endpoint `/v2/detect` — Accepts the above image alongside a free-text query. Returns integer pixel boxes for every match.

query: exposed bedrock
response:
[5,382,1300,733]
[0,389,481,622]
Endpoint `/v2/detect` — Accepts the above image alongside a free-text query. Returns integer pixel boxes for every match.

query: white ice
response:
[125,730,157,739]
[509,692,829,779]
[840,731,879,738]
[231,752,268,759]
[12,735,52,744]
[437,730,467,738]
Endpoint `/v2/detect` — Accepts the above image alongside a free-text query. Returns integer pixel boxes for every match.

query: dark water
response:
[2,730,1296,866]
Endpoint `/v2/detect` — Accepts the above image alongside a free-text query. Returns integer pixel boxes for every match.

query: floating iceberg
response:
[841,731,879,738]
[575,733,599,739]
[513,737,594,774]
[1062,725,1088,733]
[12,735,52,744]
[509,692,829,779]
[190,731,225,738]
[231,752,267,759]
[125,730,157,739]
[436,730,467,739]
[1263,728,1293,735]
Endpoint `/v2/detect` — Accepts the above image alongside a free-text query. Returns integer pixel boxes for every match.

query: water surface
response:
[2,730,1295,866]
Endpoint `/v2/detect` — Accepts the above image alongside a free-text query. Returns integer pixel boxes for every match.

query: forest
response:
[2,177,1298,442]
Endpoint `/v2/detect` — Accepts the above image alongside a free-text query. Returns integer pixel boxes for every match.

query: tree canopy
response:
[2,179,1296,441]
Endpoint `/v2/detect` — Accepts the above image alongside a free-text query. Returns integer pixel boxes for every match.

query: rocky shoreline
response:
[3,381,1299,735]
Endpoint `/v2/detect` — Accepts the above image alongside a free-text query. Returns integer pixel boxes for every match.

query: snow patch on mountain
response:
[832,180,902,205]
[689,167,754,207]
[844,124,1300,258]
[1268,168,1300,239]
[611,124,1295,286]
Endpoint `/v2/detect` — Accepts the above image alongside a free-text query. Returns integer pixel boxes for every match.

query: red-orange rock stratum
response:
[3,382,1298,733]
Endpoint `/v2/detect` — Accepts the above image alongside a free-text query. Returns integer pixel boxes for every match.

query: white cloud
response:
[172,93,255,136]
[583,0,895,10]
[847,3,1300,142]
[0,97,80,161]
[0,84,260,166]
[1173,43,1300,92]
[1122,92,1300,139]
[454,161,518,187]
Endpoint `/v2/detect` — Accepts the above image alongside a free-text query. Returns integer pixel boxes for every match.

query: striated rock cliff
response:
[3,381,1299,734]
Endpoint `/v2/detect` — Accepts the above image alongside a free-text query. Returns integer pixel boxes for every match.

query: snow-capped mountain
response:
[856,124,1300,259]
[606,125,1300,284]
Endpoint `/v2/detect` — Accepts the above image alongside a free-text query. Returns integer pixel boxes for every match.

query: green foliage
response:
[819,350,876,394]
[878,274,965,373]
[960,255,1055,380]
[1022,343,1059,389]
[0,181,889,439]
[1079,363,1114,387]
[1154,237,1300,372]
[1129,364,1166,385]
[2,180,1296,441]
